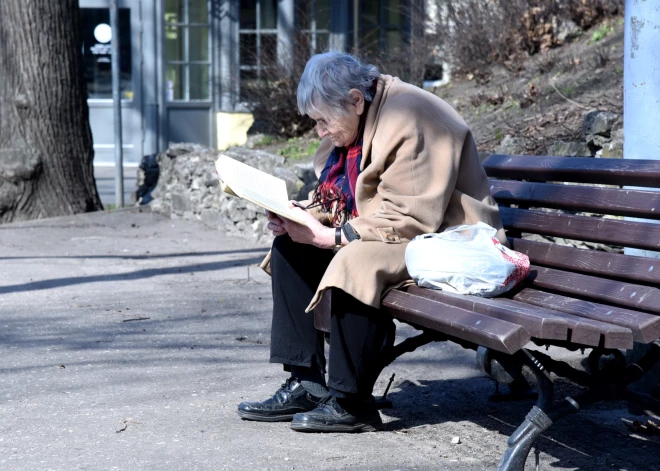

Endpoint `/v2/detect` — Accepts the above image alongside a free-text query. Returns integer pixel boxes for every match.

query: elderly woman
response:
[237,52,505,433]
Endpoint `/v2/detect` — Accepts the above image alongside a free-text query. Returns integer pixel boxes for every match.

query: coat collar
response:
[360,74,395,171]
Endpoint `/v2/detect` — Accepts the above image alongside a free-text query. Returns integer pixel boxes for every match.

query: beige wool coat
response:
[261,74,506,313]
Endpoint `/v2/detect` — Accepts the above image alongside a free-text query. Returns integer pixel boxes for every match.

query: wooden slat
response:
[408,286,631,348]
[493,297,633,349]
[484,154,660,188]
[381,290,531,354]
[500,207,660,251]
[528,265,660,315]
[489,179,660,220]
[510,238,660,286]
[514,288,660,344]
[407,286,568,341]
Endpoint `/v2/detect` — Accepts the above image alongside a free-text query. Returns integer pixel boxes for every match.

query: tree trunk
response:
[0,0,103,223]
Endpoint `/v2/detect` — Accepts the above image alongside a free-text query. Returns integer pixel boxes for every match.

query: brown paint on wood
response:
[492,297,633,348]
[510,238,660,286]
[407,286,568,340]
[514,288,660,344]
[489,179,660,220]
[528,265,660,315]
[484,155,660,188]
[500,207,660,251]
[382,290,531,354]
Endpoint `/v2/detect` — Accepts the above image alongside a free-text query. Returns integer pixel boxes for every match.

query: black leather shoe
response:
[290,396,382,433]
[237,378,324,422]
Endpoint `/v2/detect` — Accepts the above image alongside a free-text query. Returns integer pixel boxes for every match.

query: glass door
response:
[80,3,140,166]
[163,0,213,147]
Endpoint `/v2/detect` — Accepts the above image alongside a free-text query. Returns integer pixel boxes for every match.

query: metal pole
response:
[624,0,660,258]
[110,1,124,208]
[277,0,295,74]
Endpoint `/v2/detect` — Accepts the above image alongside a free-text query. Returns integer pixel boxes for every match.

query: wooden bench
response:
[314,154,660,471]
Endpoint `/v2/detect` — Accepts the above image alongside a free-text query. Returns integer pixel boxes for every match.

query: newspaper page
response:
[214,155,308,226]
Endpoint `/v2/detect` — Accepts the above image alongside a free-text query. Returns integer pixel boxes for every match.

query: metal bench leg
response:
[626,340,660,417]
[497,349,555,471]
[499,405,553,471]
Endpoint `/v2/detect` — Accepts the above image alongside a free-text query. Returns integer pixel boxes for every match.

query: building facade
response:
[81,0,420,165]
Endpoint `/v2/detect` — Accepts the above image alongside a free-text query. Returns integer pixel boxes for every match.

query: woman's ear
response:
[348,89,365,116]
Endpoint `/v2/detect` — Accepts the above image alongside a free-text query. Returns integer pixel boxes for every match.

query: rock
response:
[583,111,621,153]
[245,133,266,149]
[292,162,318,200]
[599,128,624,159]
[583,111,620,138]
[171,191,191,214]
[273,166,304,198]
[547,141,591,157]
[292,162,316,184]
[451,436,461,444]
[494,136,533,155]
[556,19,581,43]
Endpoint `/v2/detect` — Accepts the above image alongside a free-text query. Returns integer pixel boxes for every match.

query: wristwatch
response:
[334,227,343,249]
[342,223,361,242]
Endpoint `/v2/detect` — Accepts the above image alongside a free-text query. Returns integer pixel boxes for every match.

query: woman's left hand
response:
[281,202,336,249]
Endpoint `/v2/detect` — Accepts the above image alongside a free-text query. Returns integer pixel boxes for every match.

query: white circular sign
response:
[94,23,112,43]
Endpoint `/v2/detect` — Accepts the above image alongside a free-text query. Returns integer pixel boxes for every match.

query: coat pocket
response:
[377,227,401,243]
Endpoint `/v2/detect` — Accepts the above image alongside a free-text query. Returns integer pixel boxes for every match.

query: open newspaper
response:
[214,155,308,226]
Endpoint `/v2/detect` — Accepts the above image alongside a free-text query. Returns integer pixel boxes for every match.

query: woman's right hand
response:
[266,211,287,237]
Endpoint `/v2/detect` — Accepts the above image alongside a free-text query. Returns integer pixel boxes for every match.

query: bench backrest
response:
[483,154,660,345]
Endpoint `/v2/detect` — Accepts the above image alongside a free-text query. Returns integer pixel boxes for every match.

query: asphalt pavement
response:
[0,209,657,471]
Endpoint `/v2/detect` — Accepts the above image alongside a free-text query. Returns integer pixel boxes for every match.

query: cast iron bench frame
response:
[314,154,660,471]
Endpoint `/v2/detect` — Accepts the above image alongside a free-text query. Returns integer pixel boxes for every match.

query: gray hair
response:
[297,52,380,120]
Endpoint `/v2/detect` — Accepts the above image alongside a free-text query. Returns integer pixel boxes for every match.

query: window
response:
[238,0,278,97]
[81,8,132,100]
[164,0,210,101]
[360,0,408,54]
[298,0,330,55]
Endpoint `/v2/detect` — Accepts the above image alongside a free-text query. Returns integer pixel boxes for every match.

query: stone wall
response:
[149,143,316,244]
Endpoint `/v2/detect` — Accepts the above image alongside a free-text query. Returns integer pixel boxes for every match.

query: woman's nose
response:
[316,124,328,138]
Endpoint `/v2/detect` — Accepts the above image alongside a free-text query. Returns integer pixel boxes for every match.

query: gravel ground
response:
[0,208,657,471]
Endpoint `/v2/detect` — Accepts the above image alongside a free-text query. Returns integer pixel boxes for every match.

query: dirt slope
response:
[434,18,624,155]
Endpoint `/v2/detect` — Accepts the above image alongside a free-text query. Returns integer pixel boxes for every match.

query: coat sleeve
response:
[348,98,470,243]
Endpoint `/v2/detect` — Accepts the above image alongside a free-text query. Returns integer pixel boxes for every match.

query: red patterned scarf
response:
[311,136,364,227]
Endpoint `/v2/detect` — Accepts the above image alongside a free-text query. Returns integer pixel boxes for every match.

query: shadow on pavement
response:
[0,248,269,261]
[381,377,660,471]
[0,256,266,295]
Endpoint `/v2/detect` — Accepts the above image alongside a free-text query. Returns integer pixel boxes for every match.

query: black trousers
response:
[269,234,395,399]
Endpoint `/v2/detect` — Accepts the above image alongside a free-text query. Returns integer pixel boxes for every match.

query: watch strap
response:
[342,223,361,242]
[334,227,342,248]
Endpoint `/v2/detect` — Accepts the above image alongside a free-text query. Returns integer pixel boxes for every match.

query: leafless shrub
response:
[240,42,316,138]
[591,44,611,69]
[429,0,623,77]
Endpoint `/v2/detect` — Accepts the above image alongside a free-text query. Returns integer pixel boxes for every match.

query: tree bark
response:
[0,0,102,223]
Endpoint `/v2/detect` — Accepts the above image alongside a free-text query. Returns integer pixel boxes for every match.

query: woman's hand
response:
[280,202,336,249]
[266,211,288,237]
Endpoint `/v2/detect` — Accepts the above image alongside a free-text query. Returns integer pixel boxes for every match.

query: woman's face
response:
[310,89,365,148]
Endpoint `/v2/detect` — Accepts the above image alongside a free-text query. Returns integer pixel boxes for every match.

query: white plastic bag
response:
[405,222,530,297]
